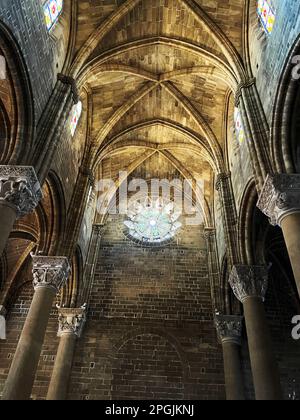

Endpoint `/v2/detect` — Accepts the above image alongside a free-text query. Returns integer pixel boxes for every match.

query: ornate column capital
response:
[215,172,231,192]
[204,227,216,240]
[0,305,6,317]
[93,224,104,236]
[32,256,71,293]
[57,73,79,104]
[58,306,87,338]
[215,314,243,345]
[234,77,256,107]
[257,174,300,226]
[229,265,268,304]
[0,166,42,218]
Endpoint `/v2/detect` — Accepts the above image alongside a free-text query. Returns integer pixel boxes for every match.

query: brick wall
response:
[68,215,226,400]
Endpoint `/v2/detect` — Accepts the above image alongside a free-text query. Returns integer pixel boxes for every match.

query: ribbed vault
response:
[69,0,243,225]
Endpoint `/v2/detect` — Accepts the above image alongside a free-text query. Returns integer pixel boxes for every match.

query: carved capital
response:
[58,306,87,338]
[57,73,79,104]
[204,228,216,241]
[215,315,243,345]
[79,165,95,188]
[234,77,256,107]
[0,166,42,218]
[0,305,6,317]
[257,174,300,226]
[215,172,231,192]
[229,265,268,304]
[32,256,70,293]
[93,224,104,236]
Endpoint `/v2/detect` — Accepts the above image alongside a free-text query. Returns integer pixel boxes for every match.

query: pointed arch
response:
[162,81,225,172]
[78,37,238,90]
[180,0,245,80]
[70,0,142,76]
[94,82,159,145]
[160,149,211,226]
[93,118,216,171]
[0,21,34,164]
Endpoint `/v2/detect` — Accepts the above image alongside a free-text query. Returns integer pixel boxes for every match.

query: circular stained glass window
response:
[124,197,182,245]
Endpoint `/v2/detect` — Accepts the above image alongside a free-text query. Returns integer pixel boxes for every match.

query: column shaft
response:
[257,174,300,299]
[243,297,282,400]
[0,203,17,256]
[46,334,76,400]
[222,341,245,400]
[281,213,300,297]
[2,287,56,400]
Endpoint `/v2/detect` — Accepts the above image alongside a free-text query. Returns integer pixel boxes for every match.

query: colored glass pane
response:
[43,0,63,31]
[234,108,245,144]
[257,0,275,34]
[124,198,182,244]
[70,101,82,137]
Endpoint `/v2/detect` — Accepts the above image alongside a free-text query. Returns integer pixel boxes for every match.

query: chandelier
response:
[124,197,182,244]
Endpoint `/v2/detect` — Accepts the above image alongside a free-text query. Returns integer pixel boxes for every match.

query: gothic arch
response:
[71,0,245,83]
[0,20,34,164]
[78,38,238,90]
[94,119,215,170]
[111,327,189,395]
[271,33,300,173]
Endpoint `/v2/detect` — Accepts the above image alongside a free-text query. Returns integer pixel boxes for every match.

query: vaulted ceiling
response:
[70,0,246,226]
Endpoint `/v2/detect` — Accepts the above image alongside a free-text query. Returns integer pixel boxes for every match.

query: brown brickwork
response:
[68,216,225,400]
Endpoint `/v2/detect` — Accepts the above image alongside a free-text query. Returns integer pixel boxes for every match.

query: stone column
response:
[235,79,272,191]
[47,306,87,400]
[2,256,70,400]
[34,74,78,184]
[215,314,245,400]
[80,224,104,304]
[204,228,222,312]
[0,305,6,340]
[0,166,42,256]
[229,265,282,400]
[257,174,300,297]
[216,173,238,269]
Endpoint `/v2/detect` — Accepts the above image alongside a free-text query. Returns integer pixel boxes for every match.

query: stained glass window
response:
[44,0,63,32]
[234,108,245,144]
[124,198,182,244]
[70,101,82,137]
[257,0,275,34]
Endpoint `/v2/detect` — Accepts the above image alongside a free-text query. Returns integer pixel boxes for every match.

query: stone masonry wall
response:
[68,215,226,400]
[0,0,71,122]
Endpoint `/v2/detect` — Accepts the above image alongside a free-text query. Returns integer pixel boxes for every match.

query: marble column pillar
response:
[215,315,245,400]
[257,174,300,297]
[0,166,42,256]
[229,265,282,400]
[2,256,70,400]
[47,306,86,400]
